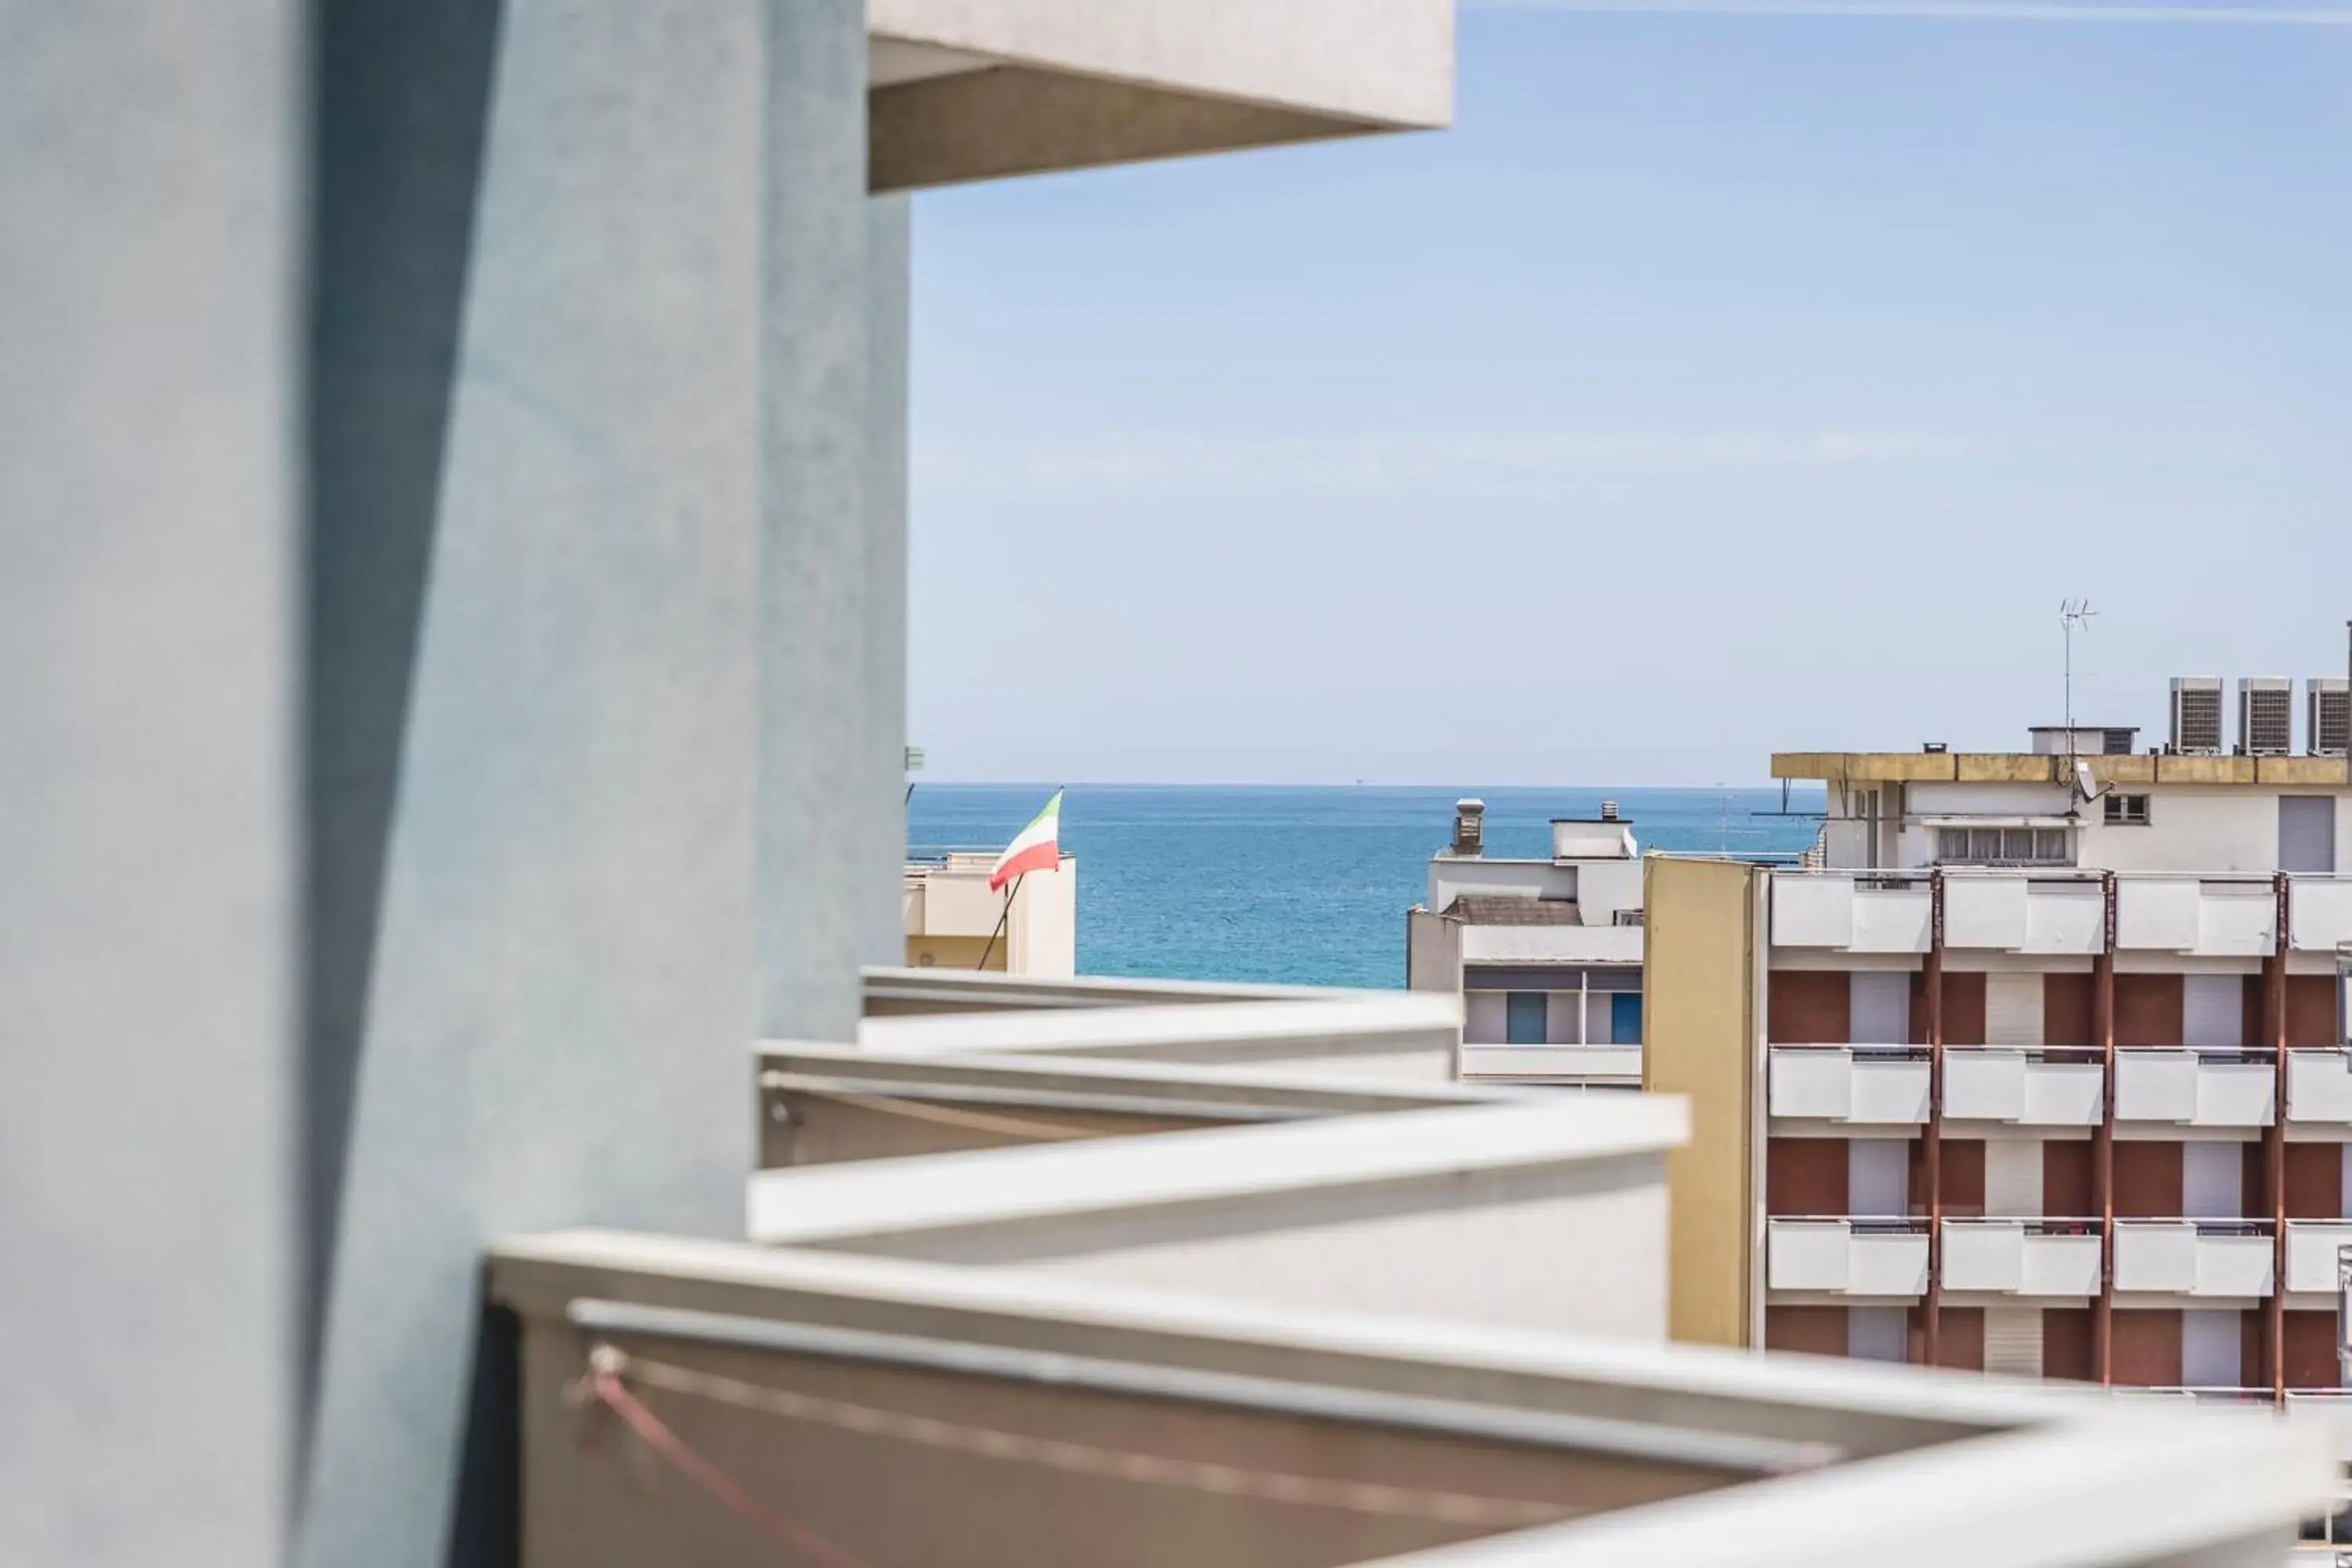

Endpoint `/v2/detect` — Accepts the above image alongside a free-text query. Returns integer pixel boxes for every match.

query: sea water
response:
[907,783,1822,990]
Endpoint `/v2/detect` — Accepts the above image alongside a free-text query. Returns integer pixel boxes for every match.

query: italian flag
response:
[989,789,1063,891]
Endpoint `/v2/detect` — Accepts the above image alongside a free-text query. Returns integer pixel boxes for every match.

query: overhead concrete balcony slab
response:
[2286,1050,2352,1123]
[1942,874,2106,954]
[2112,1220,2274,1298]
[1766,1218,1929,1298]
[2290,877,2352,953]
[2112,1049,2274,1127]
[2285,1221,2352,1296]
[868,0,1455,190]
[1940,1220,2103,1298]
[1769,873,1932,954]
[2114,876,2276,957]
[1941,1048,2103,1127]
[1768,1047,1931,1126]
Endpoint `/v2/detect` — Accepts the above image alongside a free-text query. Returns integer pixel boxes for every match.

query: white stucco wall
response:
[1428,858,1576,909]
[913,1157,1671,1343]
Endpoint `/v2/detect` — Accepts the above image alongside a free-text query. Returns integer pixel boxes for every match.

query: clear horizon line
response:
[1466,0,2352,24]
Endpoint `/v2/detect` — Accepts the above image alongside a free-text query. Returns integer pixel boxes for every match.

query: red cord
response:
[590,1365,869,1568]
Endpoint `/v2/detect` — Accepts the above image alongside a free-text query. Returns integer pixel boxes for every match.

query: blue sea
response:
[908,784,1824,990]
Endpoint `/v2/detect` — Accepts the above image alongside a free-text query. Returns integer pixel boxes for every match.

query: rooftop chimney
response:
[1450,798,1485,857]
[1599,800,1620,822]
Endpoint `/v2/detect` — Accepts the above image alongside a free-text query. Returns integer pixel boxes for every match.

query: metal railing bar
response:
[562,1300,1844,1478]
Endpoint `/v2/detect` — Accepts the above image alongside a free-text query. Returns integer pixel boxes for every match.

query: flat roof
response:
[1773,751,2352,787]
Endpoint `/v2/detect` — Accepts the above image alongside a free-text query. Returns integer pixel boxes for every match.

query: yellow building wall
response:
[903,935,1007,972]
[1642,855,1762,1348]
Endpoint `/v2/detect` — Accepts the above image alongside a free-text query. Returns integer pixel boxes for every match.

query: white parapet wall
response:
[848,985,1465,1083]
[747,1094,1684,1342]
[490,1229,2338,1568]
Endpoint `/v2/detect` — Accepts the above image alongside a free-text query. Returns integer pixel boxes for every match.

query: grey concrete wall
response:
[760,9,876,1046]
[298,2,855,1562]
[862,195,913,970]
[0,8,299,1567]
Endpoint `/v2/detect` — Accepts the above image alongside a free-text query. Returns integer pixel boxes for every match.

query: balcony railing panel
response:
[2292,877,2352,953]
[1767,1047,1930,1125]
[2112,1049,2275,1127]
[2285,1221,2352,1295]
[1940,1220,2103,1298]
[1769,873,1932,953]
[2112,1220,2276,1298]
[2114,877,2278,956]
[1942,875,2106,954]
[2288,1051,2352,1123]
[1766,1218,1930,1298]
[1941,1048,2103,1126]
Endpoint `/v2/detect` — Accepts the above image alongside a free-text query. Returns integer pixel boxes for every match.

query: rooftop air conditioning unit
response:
[2239,677,2293,757]
[2170,677,2223,755]
[2310,677,2350,758]
[2100,727,2139,757]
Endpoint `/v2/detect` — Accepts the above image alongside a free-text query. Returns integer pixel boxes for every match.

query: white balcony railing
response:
[2114,876,2278,956]
[1941,873,2107,954]
[1766,1217,1930,1297]
[1768,1047,1930,1124]
[2292,877,2352,953]
[2285,1221,2352,1295]
[1458,1044,1642,1084]
[2288,1050,2352,1123]
[2111,1049,2275,1127]
[2112,1219,2276,1298]
[1769,873,1933,953]
[1940,1219,2103,1297]
[1941,1048,2105,1126]
[2285,1390,2352,1465]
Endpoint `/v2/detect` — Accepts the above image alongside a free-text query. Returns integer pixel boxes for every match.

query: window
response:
[1610,991,1642,1045]
[1935,826,2073,866]
[1504,992,1547,1045]
[2104,793,2150,826]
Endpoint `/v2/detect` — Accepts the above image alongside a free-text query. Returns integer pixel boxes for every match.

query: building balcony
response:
[1940,873,2107,954]
[2111,1048,2275,1127]
[1767,1047,1930,1125]
[1458,1044,1642,1086]
[2287,1050,2352,1123]
[2114,876,2278,956]
[2285,1392,2352,1465]
[1459,923,1645,966]
[1942,1047,2105,1126]
[510,967,2333,1567]
[2291,876,2352,953]
[1939,1219,2103,1298]
[2285,1221,2352,1296]
[1770,871,1933,953]
[1766,1217,1931,1298]
[2112,1220,2276,1298]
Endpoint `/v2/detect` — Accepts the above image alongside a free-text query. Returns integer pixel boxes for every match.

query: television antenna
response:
[2061,600,2098,803]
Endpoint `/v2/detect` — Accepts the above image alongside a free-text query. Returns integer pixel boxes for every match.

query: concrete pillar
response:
[298,1,774,1561]
[862,194,914,971]
[0,9,301,1568]
[759,0,876,1044]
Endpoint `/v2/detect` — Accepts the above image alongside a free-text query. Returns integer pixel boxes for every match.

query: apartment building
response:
[1407,799,1646,1085]
[903,851,1077,975]
[1647,676,2352,1410]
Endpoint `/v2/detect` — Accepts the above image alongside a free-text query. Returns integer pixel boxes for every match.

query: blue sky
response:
[906,3,2352,786]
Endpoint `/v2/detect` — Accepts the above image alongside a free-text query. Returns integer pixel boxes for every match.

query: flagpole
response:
[975,873,1022,972]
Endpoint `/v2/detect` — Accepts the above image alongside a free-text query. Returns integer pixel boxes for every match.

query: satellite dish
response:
[2074,757,2100,803]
